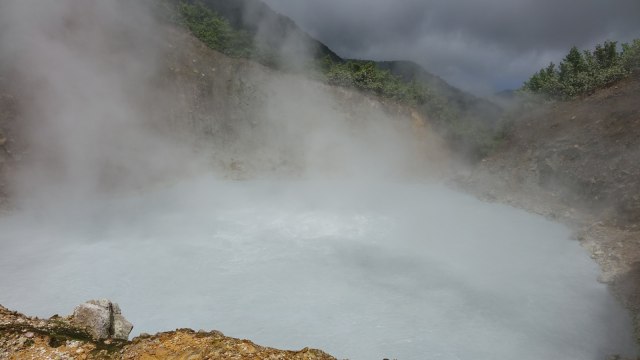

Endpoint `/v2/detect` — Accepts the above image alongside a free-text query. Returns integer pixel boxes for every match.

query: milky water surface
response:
[0,176,636,359]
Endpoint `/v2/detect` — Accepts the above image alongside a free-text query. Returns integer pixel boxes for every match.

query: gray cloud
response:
[262,0,640,94]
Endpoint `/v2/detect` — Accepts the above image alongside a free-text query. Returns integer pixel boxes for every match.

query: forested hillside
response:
[523,40,640,99]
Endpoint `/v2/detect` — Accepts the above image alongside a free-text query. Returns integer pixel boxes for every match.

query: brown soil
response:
[0,305,335,360]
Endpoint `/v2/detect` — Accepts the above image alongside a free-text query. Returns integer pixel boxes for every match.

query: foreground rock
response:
[0,304,335,360]
[72,299,133,341]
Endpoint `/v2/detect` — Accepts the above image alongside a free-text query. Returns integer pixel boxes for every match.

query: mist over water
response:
[0,177,637,360]
[0,1,637,359]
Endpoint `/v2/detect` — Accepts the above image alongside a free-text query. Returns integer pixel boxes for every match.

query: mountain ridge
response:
[175,0,506,159]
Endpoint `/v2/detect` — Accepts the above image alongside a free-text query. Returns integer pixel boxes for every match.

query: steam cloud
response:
[0,2,636,360]
[0,0,445,215]
[0,0,204,211]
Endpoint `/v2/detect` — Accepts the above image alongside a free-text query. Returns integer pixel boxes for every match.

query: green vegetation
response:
[179,3,430,106]
[179,2,292,68]
[321,59,428,105]
[179,3,447,108]
[524,39,640,99]
[320,58,507,158]
[179,2,255,59]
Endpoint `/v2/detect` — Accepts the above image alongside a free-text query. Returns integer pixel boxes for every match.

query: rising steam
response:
[0,2,635,360]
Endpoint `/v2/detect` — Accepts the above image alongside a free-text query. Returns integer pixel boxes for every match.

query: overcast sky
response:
[262,0,640,95]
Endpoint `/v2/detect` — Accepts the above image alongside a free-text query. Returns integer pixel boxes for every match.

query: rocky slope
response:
[0,304,334,360]
[458,71,640,342]
[157,24,449,179]
[0,14,450,206]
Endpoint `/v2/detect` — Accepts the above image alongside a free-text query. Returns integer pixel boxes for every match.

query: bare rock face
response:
[72,302,111,339]
[113,313,134,340]
[71,299,133,340]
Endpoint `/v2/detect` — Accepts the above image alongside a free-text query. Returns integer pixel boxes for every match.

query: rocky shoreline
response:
[0,303,335,360]
[448,72,640,349]
[453,171,640,346]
